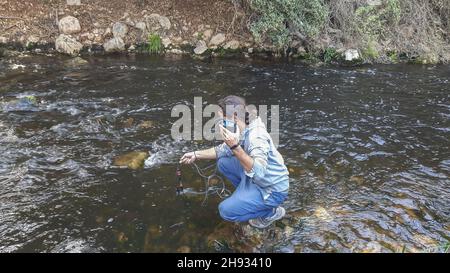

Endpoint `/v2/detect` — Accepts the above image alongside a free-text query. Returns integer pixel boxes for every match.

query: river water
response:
[0,54,449,252]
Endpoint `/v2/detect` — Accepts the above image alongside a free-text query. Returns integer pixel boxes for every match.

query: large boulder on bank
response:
[223,40,240,50]
[103,37,125,52]
[66,0,81,5]
[194,40,208,55]
[113,151,150,170]
[344,49,360,61]
[135,21,146,32]
[161,37,172,48]
[55,34,83,55]
[366,0,382,6]
[209,33,226,47]
[112,22,128,38]
[202,29,213,42]
[58,16,81,35]
[144,13,171,33]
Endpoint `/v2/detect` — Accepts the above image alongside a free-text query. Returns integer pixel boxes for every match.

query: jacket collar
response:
[244,116,265,135]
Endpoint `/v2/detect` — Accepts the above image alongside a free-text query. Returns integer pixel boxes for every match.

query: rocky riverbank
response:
[0,1,258,60]
[1,0,449,64]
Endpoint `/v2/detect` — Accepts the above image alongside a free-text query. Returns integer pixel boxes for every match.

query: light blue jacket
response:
[215,117,289,199]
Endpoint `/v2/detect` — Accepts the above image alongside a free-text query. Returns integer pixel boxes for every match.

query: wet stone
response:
[137,120,154,129]
[103,37,125,53]
[1,96,39,112]
[112,22,128,39]
[122,117,134,128]
[55,34,83,56]
[207,222,295,253]
[177,245,191,253]
[113,151,150,170]
[58,16,81,35]
[64,57,88,67]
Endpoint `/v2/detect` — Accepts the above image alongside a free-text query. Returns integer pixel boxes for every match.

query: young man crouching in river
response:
[179,96,289,228]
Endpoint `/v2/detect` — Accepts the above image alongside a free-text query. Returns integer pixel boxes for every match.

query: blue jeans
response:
[217,157,287,222]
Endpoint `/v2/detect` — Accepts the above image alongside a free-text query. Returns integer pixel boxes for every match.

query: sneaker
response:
[248,207,286,229]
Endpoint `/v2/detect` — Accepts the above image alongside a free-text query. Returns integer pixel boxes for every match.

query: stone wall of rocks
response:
[45,10,250,57]
[0,0,378,63]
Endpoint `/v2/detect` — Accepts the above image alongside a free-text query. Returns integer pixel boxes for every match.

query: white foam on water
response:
[50,238,100,253]
[144,136,187,169]
[10,64,26,70]
[0,127,19,143]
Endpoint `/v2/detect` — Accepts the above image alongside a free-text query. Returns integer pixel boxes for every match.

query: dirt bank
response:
[1,0,449,64]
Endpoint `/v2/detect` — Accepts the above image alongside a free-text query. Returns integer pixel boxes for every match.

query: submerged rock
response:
[58,16,81,35]
[143,224,168,252]
[1,96,39,112]
[349,175,364,185]
[313,206,333,222]
[176,246,191,253]
[113,151,149,170]
[207,222,292,253]
[287,166,306,176]
[121,117,134,128]
[137,120,154,129]
[64,57,88,67]
[103,37,125,53]
[55,34,83,56]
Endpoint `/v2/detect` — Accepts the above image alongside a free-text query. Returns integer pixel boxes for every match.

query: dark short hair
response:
[217,95,246,117]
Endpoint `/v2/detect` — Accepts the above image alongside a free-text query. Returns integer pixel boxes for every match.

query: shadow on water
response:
[0,53,449,252]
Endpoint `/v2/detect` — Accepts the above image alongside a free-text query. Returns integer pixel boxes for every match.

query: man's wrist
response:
[229,144,240,150]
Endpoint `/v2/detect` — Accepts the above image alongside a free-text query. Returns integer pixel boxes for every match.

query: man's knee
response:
[218,199,237,222]
[217,157,228,174]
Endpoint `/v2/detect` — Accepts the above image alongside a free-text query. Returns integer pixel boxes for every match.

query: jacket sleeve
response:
[214,142,233,159]
[244,129,270,182]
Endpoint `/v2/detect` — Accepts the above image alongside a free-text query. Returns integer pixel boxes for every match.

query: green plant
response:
[353,0,401,61]
[147,34,162,54]
[444,242,450,253]
[23,95,37,104]
[362,40,379,60]
[354,0,401,43]
[296,51,320,63]
[248,0,327,49]
[323,47,339,63]
[387,50,398,63]
[215,47,227,57]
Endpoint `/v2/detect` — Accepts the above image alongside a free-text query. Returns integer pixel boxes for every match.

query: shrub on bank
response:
[243,0,450,63]
[248,0,328,49]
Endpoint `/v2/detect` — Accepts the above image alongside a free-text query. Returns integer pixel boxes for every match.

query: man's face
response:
[217,109,236,133]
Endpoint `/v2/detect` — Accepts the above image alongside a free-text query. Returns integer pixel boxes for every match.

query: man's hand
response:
[179,152,197,164]
[219,125,239,148]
